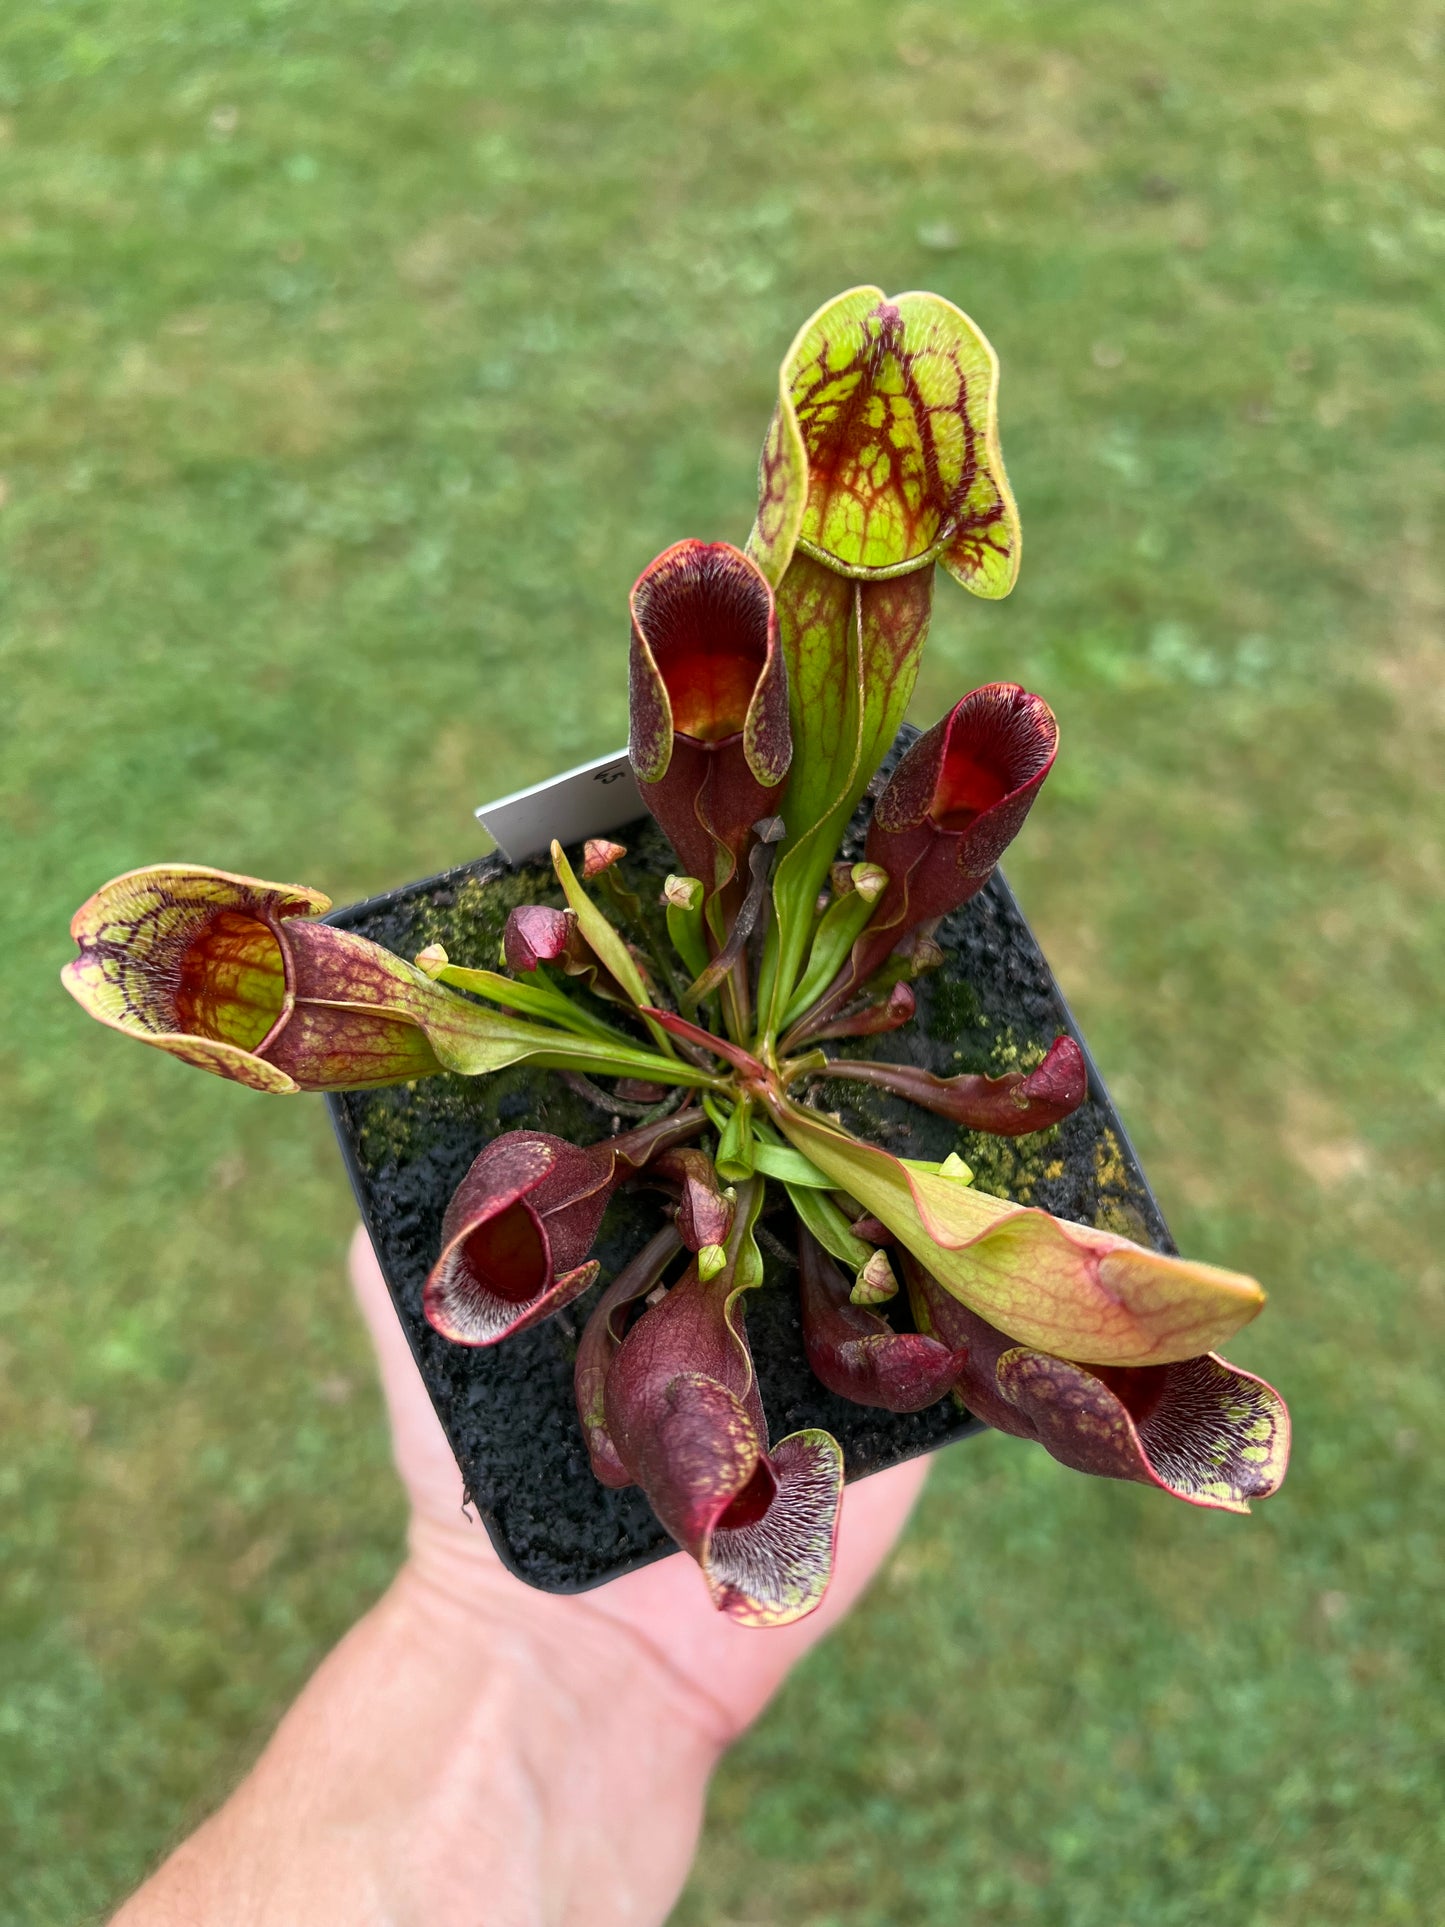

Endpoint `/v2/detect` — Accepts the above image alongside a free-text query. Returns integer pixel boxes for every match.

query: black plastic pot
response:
[325,743,1173,1595]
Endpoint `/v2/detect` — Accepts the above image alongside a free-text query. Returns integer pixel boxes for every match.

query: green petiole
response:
[779,863,888,1029]
[422,960,639,1049]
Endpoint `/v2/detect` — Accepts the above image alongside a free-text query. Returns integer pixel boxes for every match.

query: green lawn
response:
[2,0,1442,1919]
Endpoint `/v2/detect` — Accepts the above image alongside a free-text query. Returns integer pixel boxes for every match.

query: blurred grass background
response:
[2,0,1442,1919]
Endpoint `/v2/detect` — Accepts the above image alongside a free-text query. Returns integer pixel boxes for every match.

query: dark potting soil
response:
[326,740,1174,1594]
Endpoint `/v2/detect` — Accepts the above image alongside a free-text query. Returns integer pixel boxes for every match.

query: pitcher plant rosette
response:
[63,286,1289,1628]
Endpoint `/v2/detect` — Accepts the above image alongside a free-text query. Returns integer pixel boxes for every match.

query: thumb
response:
[348,1223,486,1535]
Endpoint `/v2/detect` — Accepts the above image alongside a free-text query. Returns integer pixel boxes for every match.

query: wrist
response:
[385,1546,728,1926]
[115,1544,725,1927]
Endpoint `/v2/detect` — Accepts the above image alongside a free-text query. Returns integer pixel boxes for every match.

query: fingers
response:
[829,1453,933,1616]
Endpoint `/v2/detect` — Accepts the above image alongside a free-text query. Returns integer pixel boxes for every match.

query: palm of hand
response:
[350,1225,930,1745]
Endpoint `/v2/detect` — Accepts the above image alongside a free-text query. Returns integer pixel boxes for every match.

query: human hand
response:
[113,1234,927,1927]
[351,1223,931,1748]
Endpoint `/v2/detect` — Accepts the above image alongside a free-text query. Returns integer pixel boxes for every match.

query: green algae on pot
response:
[60,285,1289,1625]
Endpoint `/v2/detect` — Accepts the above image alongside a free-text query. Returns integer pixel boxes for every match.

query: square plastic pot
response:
[325,753,1173,1595]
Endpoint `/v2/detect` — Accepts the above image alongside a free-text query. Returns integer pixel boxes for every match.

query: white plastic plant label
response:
[475,748,645,864]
